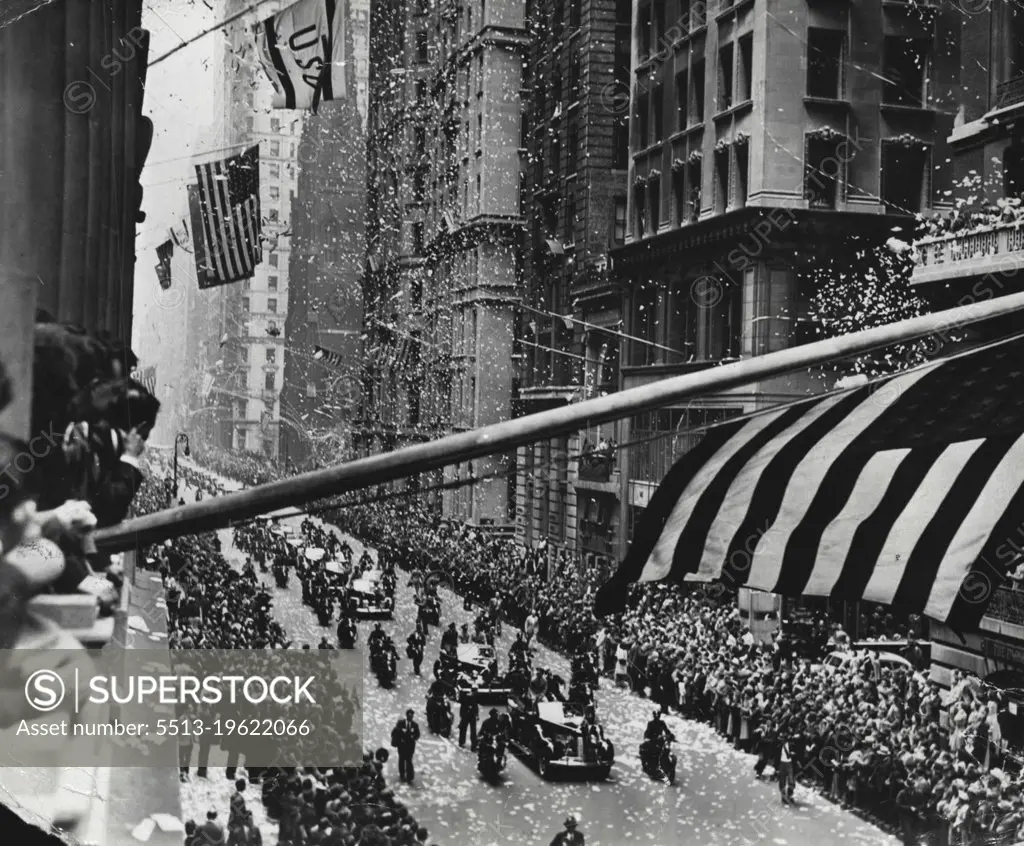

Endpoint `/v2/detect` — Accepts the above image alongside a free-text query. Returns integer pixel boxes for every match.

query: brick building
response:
[611,0,960,555]
[513,0,632,574]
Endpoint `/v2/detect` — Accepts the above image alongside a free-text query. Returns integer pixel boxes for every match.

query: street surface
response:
[180,463,899,846]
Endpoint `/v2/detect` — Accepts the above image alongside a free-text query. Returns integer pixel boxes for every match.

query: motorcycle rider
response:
[368,622,387,653]
[550,816,584,846]
[441,622,459,652]
[337,615,357,649]
[479,707,504,744]
[641,709,675,773]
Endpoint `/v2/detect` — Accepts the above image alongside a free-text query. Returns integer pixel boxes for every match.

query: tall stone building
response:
[280,94,367,469]
[361,0,528,524]
[611,0,960,557]
[513,0,631,575]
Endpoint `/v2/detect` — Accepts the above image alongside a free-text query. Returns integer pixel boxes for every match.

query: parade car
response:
[350,577,394,619]
[506,698,613,780]
[454,644,511,704]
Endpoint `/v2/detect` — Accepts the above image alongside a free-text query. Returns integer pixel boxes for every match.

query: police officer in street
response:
[458,685,480,750]
[550,816,584,846]
[407,627,426,675]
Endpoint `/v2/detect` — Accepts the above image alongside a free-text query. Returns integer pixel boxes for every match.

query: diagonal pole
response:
[93,290,1024,552]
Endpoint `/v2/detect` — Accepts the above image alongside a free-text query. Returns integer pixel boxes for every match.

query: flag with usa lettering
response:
[194,145,262,287]
[595,337,1024,631]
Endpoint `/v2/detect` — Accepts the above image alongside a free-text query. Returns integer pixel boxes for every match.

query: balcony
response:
[985,586,1024,627]
[996,74,1024,110]
[911,221,1024,286]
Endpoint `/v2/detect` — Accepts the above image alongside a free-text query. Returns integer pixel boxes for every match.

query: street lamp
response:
[172,432,190,504]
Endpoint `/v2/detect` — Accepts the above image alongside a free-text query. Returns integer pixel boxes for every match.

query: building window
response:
[477,112,483,147]
[567,120,579,173]
[613,198,627,244]
[634,184,647,236]
[246,93,254,108]
[265,372,275,391]
[476,173,482,212]
[718,43,734,112]
[569,50,581,102]
[675,70,688,131]
[414,170,427,200]
[639,3,652,60]
[687,160,701,222]
[714,149,729,214]
[416,31,429,63]
[270,140,280,156]
[613,117,628,168]
[412,221,425,253]
[415,79,427,102]
[270,117,280,132]
[570,0,581,29]
[552,69,562,106]
[269,163,280,179]
[306,382,317,398]
[246,116,254,133]
[649,174,661,232]
[673,170,685,225]
[735,144,748,207]
[268,275,278,291]
[807,28,845,99]
[633,286,661,365]
[883,37,930,107]
[242,296,251,312]
[237,399,247,418]
[550,135,561,171]
[805,136,842,209]
[269,185,280,200]
[636,90,650,147]
[239,345,249,362]
[269,253,278,268]
[267,297,277,313]
[269,208,279,222]
[266,347,276,363]
[737,35,753,103]
[553,0,564,41]
[652,83,664,141]
[881,141,929,215]
[691,59,705,124]
[237,429,247,450]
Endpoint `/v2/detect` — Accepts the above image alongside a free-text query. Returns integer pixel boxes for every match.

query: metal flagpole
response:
[94,290,1024,552]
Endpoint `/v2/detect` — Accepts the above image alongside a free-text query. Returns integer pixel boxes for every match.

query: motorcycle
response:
[640,735,677,784]
[425,694,453,737]
[477,734,507,781]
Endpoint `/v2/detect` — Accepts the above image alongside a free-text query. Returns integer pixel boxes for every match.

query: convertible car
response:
[506,698,613,780]
[350,578,394,619]
[455,644,511,704]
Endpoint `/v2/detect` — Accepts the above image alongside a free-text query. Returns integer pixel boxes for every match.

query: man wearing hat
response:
[458,685,479,750]
[550,816,584,846]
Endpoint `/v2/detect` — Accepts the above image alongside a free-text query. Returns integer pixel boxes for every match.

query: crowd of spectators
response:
[920,197,1024,240]
[131,464,436,846]
[185,448,1024,845]
[326,496,1024,846]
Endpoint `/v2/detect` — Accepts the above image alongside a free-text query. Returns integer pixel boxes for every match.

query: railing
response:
[578,426,617,482]
[997,74,1024,110]
[985,586,1024,626]
[911,221,1024,283]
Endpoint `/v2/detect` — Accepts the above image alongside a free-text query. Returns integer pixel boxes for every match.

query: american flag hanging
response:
[595,336,1024,631]
[194,145,262,286]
